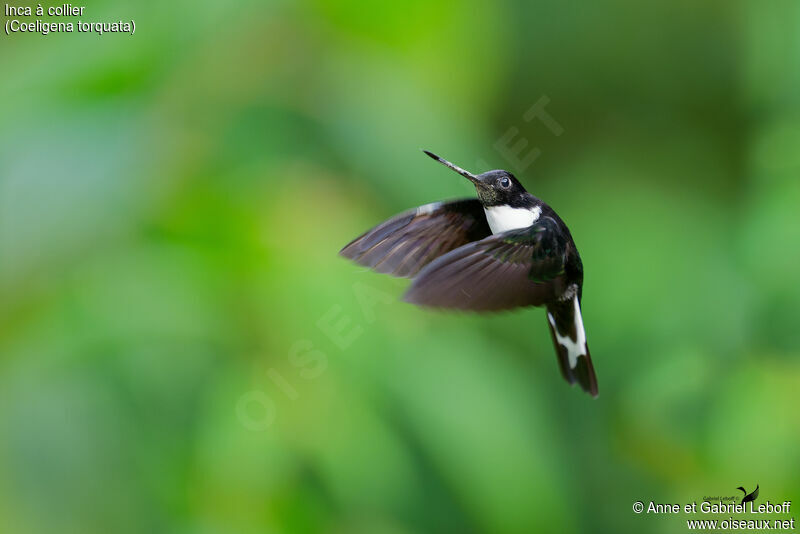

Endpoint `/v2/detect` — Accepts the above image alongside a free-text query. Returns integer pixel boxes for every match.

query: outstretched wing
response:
[403,216,571,311]
[339,199,491,278]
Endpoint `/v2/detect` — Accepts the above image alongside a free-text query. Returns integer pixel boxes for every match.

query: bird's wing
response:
[339,198,491,278]
[750,485,759,501]
[403,216,570,311]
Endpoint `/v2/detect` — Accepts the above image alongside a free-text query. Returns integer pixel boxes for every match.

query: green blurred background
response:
[2,1,799,533]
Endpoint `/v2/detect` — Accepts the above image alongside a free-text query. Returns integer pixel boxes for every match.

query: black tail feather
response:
[546,301,598,397]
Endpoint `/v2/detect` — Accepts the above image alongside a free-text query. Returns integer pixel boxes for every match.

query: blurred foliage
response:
[1,1,800,533]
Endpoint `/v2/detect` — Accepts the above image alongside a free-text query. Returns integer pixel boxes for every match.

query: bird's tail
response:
[546,296,598,397]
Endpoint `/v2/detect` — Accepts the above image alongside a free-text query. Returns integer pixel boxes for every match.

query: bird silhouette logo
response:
[737,484,759,504]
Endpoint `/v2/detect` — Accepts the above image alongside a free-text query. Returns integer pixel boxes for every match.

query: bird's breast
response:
[483,205,542,234]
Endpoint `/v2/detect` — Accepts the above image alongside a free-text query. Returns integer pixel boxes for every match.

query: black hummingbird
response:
[340,150,598,396]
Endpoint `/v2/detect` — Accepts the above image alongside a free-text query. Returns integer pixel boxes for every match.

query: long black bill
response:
[422,150,482,185]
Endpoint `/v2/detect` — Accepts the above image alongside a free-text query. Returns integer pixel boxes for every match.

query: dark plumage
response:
[340,150,598,396]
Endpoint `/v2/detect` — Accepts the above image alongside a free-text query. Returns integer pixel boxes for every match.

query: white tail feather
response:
[547,296,587,369]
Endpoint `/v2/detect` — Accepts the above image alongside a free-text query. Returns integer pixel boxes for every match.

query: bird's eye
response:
[499,177,510,188]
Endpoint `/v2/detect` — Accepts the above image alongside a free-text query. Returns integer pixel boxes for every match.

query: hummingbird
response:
[340,150,598,396]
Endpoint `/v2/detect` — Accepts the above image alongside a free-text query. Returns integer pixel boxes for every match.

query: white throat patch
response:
[484,205,541,234]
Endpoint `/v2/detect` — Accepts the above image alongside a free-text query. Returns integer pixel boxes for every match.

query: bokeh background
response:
[2,1,799,533]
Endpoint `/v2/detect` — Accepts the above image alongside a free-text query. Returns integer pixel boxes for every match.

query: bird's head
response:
[423,150,530,208]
